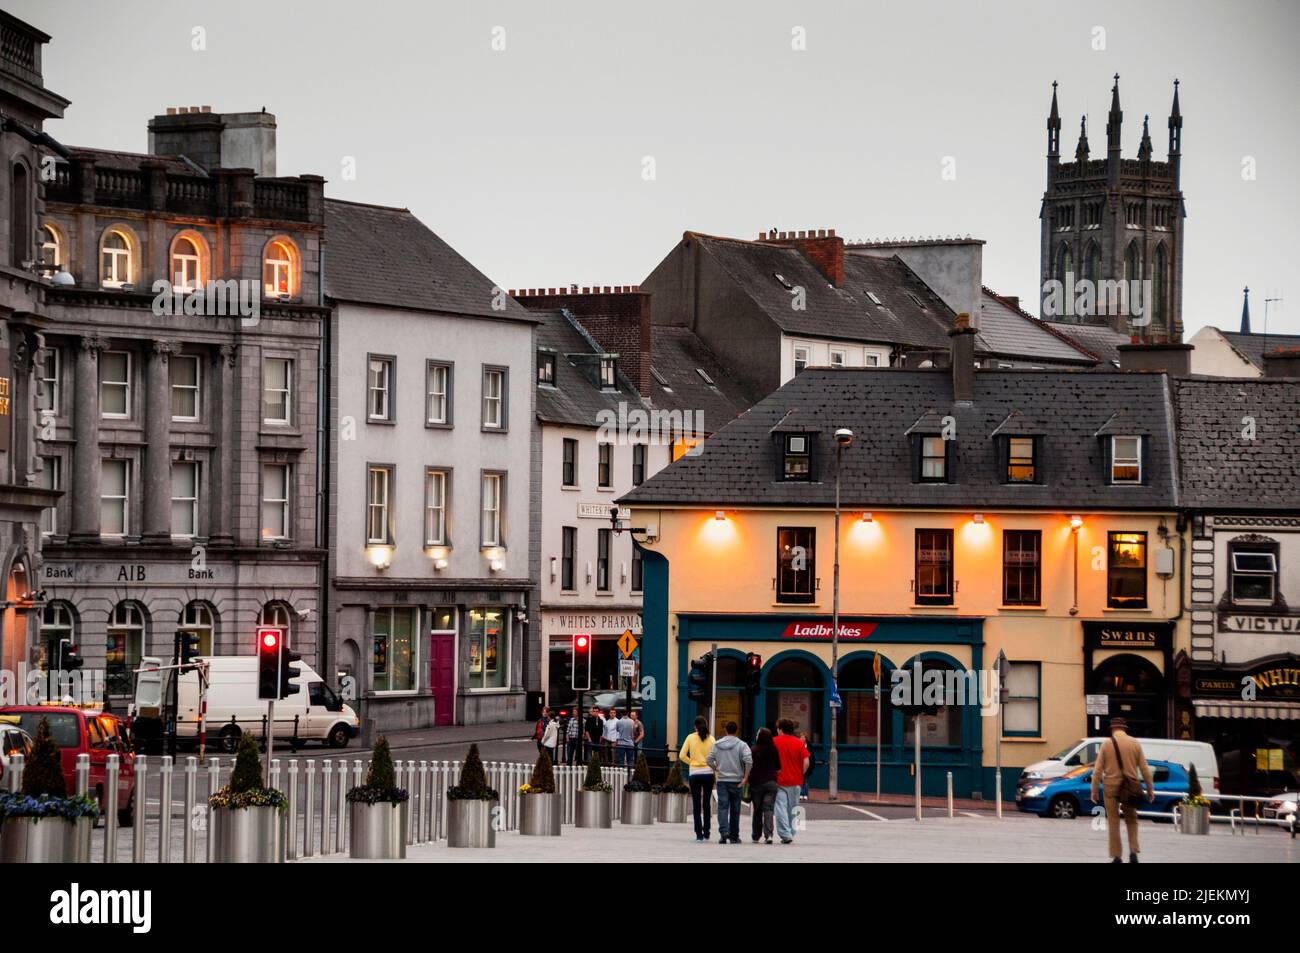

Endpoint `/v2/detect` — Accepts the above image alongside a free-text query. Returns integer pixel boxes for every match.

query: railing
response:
[1133,791,1298,836]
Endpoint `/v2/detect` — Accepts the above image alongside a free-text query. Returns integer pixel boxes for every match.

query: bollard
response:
[104,754,120,863]
[995,767,1003,819]
[158,756,174,864]
[304,760,317,857]
[947,772,954,818]
[270,759,281,793]
[418,761,429,843]
[320,760,333,854]
[2,753,18,792]
[182,757,197,864]
[205,758,220,863]
[286,760,299,861]
[74,753,90,797]
[132,756,148,863]
[352,758,363,794]
[335,759,347,852]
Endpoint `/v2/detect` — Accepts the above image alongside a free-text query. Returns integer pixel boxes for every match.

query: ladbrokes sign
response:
[781,621,878,640]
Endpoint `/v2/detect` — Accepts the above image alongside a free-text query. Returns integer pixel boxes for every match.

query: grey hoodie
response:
[707,734,753,782]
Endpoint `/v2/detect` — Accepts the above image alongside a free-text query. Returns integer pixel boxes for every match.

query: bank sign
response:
[781,621,878,640]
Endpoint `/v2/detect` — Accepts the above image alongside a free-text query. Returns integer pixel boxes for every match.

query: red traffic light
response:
[258,627,281,651]
[575,635,589,649]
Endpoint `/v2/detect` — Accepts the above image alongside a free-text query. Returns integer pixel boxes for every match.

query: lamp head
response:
[834,427,854,448]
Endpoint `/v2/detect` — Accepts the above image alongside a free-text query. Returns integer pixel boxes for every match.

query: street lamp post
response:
[828,427,853,801]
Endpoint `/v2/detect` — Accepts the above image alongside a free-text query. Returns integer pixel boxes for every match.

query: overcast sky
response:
[15,0,1299,337]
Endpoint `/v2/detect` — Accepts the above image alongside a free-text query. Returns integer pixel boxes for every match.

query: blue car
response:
[1016,760,1187,819]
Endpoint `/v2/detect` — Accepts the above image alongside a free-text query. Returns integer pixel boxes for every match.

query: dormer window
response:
[599,357,617,389]
[782,434,811,481]
[1007,437,1037,483]
[793,345,810,375]
[920,436,947,482]
[537,349,556,385]
[1110,435,1142,484]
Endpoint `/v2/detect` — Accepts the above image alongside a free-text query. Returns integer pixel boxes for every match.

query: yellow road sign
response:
[617,629,639,659]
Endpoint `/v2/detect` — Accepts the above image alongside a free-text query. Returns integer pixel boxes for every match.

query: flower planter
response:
[210,805,284,863]
[656,791,690,823]
[0,816,93,863]
[349,800,407,859]
[620,789,655,825]
[1179,803,1211,835]
[446,798,497,848]
[575,790,613,829]
[518,792,562,836]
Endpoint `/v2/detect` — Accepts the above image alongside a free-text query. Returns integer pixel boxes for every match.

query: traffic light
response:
[745,652,762,694]
[688,652,714,703]
[279,644,302,699]
[180,630,202,665]
[256,627,282,700]
[571,633,592,691]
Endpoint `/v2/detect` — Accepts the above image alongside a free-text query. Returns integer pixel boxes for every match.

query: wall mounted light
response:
[549,556,557,581]
[972,513,985,524]
[1069,515,1083,530]
[714,510,726,521]
[861,512,873,523]
[490,557,505,573]
[434,558,449,571]
[369,546,392,571]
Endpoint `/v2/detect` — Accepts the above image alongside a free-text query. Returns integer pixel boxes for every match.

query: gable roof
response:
[323,199,535,322]
[1219,330,1300,371]
[1038,321,1131,365]
[1175,377,1300,510]
[648,326,762,429]
[620,368,1178,510]
[977,289,1098,365]
[534,308,641,429]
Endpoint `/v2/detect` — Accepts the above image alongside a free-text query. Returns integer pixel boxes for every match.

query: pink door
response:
[430,634,456,726]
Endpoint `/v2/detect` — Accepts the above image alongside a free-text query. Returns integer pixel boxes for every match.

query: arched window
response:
[38,601,77,670]
[10,162,30,267]
[1084,241,1103,318]
[41,224,61,268]
[763,656,825,743]
[106,601,147,695]
[169,234,202,291]
[262,238,297,297]
[835,655,891,746]
[259,601,294,647]
[899,657,965,748]
[181,601,216,655]
[100,228,134,288]
[1054,242,1073,285]
[1153,243,1168,330]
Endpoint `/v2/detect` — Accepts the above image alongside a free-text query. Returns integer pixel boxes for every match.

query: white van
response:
[1018,737,1219,795]
[133,656,360,752]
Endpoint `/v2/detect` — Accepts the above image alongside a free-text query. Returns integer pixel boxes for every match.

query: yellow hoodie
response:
[679,732,715,772]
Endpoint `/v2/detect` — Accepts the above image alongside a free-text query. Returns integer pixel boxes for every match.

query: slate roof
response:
[323,199,536,322]
[977,289,1097,365]
[67,146,202,175]
[1174,377,1300,510]
[696,235,955,348]
[648,327,762,429]
[620,368,1179,510]
[534,308,641,429]
[1220,331,1300,371]
[1039,321,1131,365]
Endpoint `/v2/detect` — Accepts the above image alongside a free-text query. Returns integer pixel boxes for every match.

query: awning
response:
[1193,699,1300,721]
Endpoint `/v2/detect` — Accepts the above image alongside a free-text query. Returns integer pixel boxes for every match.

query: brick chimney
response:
[1116,342,1193,377]
[1262,346,1300,378]
[512,287,653,395]
[758,228,845,286]
[949,312,977,402]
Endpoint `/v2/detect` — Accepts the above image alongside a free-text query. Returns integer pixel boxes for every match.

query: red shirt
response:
[773,734,809,787]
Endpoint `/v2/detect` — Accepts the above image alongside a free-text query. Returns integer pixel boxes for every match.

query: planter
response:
[518,792,562,836]
[656,791,690,823]
[620,789,655,826]
[446,798,497,848]
[575,789,613,829]
[210,805,285,863]
[1180,803,1211,835]
[0,816,93,863]
[349,800,407,859]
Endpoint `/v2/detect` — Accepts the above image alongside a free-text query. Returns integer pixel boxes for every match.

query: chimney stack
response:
[512,288,654,396]
[1262,346,1300,378]
[949,313,977,402]
[759,228,845,286]
[1116,342,1192,377]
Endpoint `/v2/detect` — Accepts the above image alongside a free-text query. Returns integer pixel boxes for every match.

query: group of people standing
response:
[678,717,814,845]
[533,706,645,771]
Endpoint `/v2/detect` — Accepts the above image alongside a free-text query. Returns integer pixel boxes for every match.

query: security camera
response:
[296,607,314,620]
[834,427,854,447]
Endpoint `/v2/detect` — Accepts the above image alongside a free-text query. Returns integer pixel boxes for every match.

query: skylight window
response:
[866,291,883,305]
[696,368,715,386]
[774,273,793,290]
[651,366,672,392]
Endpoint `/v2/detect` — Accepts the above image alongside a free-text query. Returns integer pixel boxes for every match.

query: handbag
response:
[1111,736,1144,807]
[740,782,752,804]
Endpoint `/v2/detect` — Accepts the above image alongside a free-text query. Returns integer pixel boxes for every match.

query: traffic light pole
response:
[264,699,275,787]
[168,629,181,759]
[709,643,718,735]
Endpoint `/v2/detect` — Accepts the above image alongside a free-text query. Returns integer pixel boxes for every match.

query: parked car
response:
[0,706,136,826]
[0,716,33,785]
[1017,738,1219,798]
[1262,792,1298,824]
[1016,759,1188,819]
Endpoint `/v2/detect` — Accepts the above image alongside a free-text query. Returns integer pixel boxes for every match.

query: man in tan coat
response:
[1090,717,1155,863]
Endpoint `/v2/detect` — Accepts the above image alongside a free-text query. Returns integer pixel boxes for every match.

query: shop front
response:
[1082,621,1173,737]
[541,609,642,709]
[659,613,987,797]
[1179,653,1300,796]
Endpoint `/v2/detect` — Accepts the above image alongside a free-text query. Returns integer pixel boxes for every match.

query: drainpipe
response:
[1069,522,1080,616]
[317,249,332,688]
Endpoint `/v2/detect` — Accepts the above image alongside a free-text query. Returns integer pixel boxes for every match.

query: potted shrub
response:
[620,753,655,825]
[654,761,691,823]
[1178,764,1211,835]
[517,749,562,836]
[446,743,498,848]
[575,753,613,829]
[208,733,287,863]
[346,736,409,859]
[0,717,97,863]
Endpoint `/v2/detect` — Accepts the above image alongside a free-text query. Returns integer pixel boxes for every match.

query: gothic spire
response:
[1075,116,1090,162]
[1138,115,1153,161]
[1168,78,1182,156]
[1047,81,1061,157]
[1106,73,1123,153]
[1240,286,1251,335]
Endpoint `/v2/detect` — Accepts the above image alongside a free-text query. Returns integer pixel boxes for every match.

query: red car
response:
[0,706,136,826]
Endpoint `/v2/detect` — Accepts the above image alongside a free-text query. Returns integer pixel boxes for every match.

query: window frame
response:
[596,528,612,593]
[597,441,613,489]
[424,468,450,548]
[561,525,576,592]
[1111,435,1142,484]
[262,357,293,426]
[599,357,617,390]
[366,464,394,546]
[632,443,647,486]
[792,344,810,375]
[100,458,130,538]
[100,228,133,289]
[367,355,395,423]
[39,456,60,536]
[262,237,298,298]
[919,435,948,483]
[537,349,556,386]
[480,471,505,548]
[1003,661,1042,738]
[170,460,200,539]
[1106,531,1148,609]
[99,350,132,420]
[39,346,59,416]
[370,606,419,695]
[169,234,202,292]
[1229,543,1279,606]
[1006,436,1036,483]
[781,433,812,482]
[260,463,292,541]
[425,360,453,427]
[481,366,508,432]
[170,353,201,422]
[915,528,954,606]
[1002,529,1042,607]
[776,526,816,604]
[561,438,578,488]
[630,543,644,593]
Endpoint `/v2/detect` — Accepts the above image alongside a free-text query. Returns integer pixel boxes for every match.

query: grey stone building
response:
[34,101,327,711]
[0,11,66,688]
[324,199,539,733]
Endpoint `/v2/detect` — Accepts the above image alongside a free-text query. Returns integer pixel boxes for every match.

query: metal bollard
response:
[132,756,148,863]
[335,759,347,852]
[2,753,19,792]
[270,759,281,793]
[286,761,299,861]
[418,761,429,843]
[182,758,197,864]
[205,758,220,863]
[947,772,954,817]
[158,756,174,864]
[352,759,363,793]
[74,753,90,796]
[104,754,120,864]
[304,760,317,858]
[320,760,333,854]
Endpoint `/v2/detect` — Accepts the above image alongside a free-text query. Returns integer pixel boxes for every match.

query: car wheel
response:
[327,724,350,748]
[118,791,134,828]
[219,725,241,754]
[1048,795,1078,819]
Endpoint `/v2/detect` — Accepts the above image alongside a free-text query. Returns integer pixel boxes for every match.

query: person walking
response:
[773,719,809,844]
[1089,717,1155,863]
[603,707,620,762]
[679,716,716,842]
[565,710,581,764]
[584,707,604,763]
[615,709,637,773]
[748,727,781,844]
[707,721,752,844]
[540,711,558,762]
[631,710,645,759]
[798,730,816,800]
[534,707,551,755]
